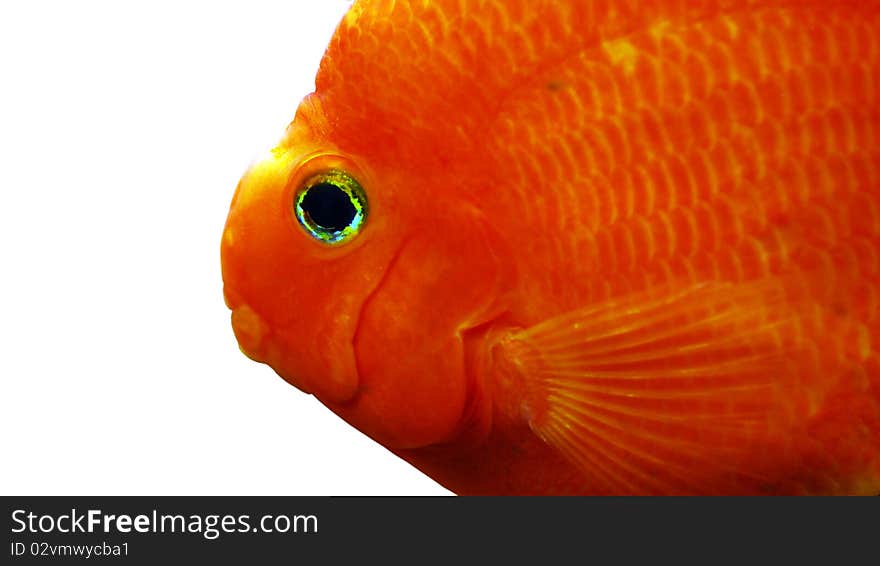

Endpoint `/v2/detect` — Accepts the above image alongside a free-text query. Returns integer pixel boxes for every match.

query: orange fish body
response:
[221,0,880,494]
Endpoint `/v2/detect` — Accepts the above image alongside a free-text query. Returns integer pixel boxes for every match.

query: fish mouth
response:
[230,304,270,364]
[228,302,314,396]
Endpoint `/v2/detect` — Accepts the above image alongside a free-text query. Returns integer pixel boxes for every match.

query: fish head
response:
[221,95,511,450]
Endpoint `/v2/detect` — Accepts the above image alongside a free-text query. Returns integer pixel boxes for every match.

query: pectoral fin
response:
[492,279,833,494]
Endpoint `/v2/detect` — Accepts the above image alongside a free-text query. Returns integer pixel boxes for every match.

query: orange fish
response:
[221,0,880,494]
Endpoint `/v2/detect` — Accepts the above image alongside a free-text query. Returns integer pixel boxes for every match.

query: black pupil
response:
[301,183,356,231]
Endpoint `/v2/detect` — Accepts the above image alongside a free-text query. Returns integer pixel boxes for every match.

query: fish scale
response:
[321,1,769,164]
[487,8,879,309]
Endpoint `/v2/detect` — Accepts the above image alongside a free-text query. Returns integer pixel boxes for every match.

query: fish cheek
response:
[344,217,510,450]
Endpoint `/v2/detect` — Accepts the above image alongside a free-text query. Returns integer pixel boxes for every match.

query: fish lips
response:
[225,290,365,404]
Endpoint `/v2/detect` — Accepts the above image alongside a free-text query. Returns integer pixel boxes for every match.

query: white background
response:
[0,1,451,495]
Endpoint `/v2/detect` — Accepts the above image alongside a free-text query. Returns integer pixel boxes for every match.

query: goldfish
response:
[221,0,880,495]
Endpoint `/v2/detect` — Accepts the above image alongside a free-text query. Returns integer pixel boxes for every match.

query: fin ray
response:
[493,279,827,493]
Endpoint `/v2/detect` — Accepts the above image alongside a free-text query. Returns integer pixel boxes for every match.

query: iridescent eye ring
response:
[294,169,367,245]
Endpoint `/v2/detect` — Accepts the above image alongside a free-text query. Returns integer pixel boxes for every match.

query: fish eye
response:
[294,170,367,244]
